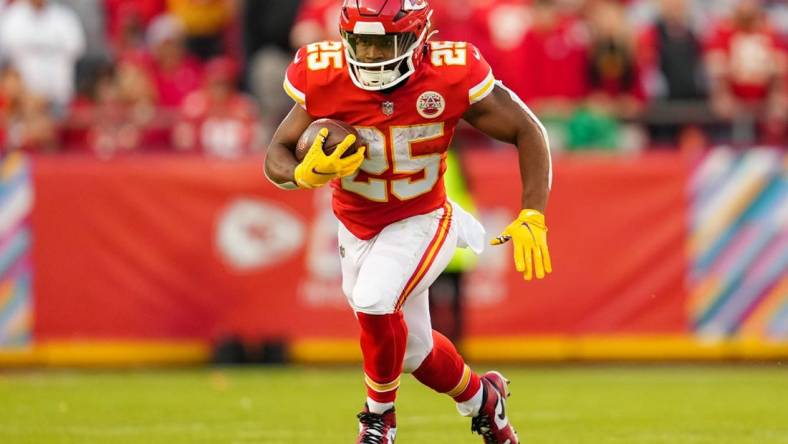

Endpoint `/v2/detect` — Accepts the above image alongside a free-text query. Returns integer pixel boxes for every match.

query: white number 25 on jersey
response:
[341,123,444,202]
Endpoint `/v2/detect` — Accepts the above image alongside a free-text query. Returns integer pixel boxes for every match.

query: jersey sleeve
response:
[465,43,496,105]
[283,47,307,109]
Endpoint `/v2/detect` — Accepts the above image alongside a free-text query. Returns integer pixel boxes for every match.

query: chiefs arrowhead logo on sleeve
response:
[416,91,445,119]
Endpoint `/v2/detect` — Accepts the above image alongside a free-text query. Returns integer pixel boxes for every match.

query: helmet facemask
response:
[341,15,430,91]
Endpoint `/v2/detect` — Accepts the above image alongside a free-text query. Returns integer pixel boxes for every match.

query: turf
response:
[1,365,787,444]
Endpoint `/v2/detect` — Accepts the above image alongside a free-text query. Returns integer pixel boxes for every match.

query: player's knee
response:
[402,332,433,373]
[350,290,395,315]
[403,348,430,374]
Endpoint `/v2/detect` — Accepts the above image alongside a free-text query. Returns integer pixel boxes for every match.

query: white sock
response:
[455,385,484,417]
[367,398,395,414]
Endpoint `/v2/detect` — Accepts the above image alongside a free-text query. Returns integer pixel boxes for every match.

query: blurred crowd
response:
[0,0,786,157]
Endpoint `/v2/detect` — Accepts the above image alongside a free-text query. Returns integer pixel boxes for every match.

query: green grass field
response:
[2,365,787,444]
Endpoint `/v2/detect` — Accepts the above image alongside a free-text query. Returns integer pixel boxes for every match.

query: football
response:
[295,118,362,161]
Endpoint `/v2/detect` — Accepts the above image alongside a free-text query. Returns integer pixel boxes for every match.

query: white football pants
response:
[338,200,484,372]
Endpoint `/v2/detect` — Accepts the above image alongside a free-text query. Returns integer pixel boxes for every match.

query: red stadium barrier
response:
[460,150,689,337]
[0,150,783,365]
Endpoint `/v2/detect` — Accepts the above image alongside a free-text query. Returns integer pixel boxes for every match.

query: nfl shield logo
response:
[382,101,394,116]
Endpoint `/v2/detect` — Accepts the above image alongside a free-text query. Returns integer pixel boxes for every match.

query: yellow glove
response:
[491,209,552,281]
[293,128,366,189]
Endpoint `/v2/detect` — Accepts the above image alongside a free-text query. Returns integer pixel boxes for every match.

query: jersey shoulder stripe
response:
[283,75,306,106]
[469,69,495,104]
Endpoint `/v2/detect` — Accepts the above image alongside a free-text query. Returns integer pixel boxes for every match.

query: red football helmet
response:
[339,0,433,91]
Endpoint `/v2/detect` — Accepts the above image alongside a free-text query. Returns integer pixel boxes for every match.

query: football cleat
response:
[356,405,397,444]
[471,371,519,444]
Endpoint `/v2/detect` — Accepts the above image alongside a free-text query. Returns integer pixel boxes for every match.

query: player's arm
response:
[463,84,553,280]
[264,104,314,190]
[463,85,551,211]
[264,104,365,190]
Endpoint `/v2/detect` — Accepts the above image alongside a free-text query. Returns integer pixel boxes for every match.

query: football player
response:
[264,1,552,442]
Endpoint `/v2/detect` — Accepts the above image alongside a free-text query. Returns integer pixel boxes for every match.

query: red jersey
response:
[705,21,786,100]
[175,90,261,158]
[284,40,494,239]
[516,15,590,102]
[105,0,166,50]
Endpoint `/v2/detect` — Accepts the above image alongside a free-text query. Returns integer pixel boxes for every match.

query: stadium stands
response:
[0,0,785,155]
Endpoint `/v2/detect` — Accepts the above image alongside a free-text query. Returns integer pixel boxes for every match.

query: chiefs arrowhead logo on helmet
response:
[403,0,428,10]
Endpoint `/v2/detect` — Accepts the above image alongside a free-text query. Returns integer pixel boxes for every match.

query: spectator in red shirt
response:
[514,0,590,114]
[105,0,166,55]
[144,13,204,108]
[63,58,162,155]
[173,56,261,158]
[465,0,533,98]
[290,0,342,48]
[705,0,787,141]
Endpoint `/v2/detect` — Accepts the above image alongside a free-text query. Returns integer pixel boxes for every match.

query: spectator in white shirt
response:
[52,0,107,61]
[0,0,9,45]
[0,0,85,112]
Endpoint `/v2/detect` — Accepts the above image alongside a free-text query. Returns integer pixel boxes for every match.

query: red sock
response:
[412,331,481,402]
[357,312,408,403]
